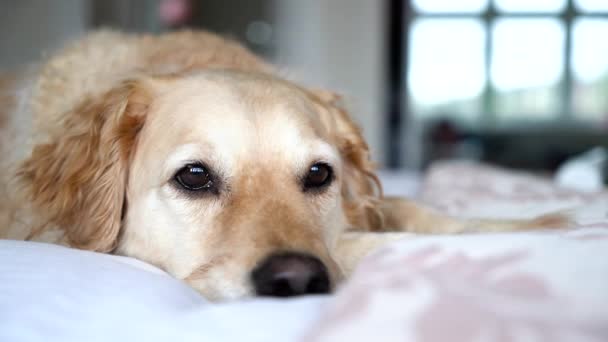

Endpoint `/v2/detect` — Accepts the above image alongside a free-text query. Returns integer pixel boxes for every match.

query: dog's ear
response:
[310,89,384,231]
[18,80,151,252]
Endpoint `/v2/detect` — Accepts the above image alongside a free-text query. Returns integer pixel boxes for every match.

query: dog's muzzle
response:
[251,251,331,297]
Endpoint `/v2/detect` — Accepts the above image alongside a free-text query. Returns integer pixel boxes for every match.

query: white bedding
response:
[1,161,607,342]
[0,240,325,342]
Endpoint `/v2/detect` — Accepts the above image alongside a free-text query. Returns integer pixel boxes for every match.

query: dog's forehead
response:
[144,72,336,170]
[157,73,318,131]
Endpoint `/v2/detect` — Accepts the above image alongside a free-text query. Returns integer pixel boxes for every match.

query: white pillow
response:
[0,240,326,342]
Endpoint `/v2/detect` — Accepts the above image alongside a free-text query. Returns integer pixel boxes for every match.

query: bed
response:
[1,161,607,342]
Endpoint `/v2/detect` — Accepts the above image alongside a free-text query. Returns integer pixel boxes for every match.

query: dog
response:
[0,30,565,300]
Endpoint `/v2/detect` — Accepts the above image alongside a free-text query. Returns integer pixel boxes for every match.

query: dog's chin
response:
[186,279,254,301]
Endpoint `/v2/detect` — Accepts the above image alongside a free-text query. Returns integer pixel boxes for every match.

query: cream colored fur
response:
[0,30,565,300]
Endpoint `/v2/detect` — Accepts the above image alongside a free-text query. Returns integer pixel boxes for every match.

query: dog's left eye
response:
[174,164,214,191]
[303,163,333,191]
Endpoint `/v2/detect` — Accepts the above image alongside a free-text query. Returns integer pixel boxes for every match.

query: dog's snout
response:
[251,252,331,297]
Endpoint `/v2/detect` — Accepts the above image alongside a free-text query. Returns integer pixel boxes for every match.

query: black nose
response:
[251,252,331,297]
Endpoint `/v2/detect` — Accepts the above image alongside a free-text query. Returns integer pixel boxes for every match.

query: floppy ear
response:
[18,80,151,252]
[310,90,385,231]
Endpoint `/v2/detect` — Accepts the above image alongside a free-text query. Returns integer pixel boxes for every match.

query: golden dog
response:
[0,31,563,300]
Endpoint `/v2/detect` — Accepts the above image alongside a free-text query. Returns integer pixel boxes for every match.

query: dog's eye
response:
[174,164,214,191]
[303,163,333,191]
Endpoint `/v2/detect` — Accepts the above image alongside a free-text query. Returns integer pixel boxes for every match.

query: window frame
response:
[406,0,608,129]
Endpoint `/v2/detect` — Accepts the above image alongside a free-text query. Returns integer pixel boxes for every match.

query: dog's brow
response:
[164,143,215,176]
[302,142,340,169]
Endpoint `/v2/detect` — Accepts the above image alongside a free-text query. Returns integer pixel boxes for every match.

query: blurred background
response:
[1,0,607,174]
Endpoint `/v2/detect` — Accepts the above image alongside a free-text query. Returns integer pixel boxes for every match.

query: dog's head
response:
[19,70,382,300]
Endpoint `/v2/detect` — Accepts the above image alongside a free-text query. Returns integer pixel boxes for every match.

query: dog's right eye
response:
[174,164,214,191]
[303,162,333,192]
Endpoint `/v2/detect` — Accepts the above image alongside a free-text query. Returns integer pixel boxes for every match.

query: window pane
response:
[408,19,486,123]
[572,19,608,121]
[575,0,608,12]
[413,0,488,13]
[491,19,564,120]
[494,0,566,12]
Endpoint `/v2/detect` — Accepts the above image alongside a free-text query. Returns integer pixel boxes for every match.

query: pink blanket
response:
[306,162,608,342]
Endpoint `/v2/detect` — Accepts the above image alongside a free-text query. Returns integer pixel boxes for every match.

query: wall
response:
[0,0,88,71]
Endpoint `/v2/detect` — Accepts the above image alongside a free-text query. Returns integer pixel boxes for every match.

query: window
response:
[407,0,608,127]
